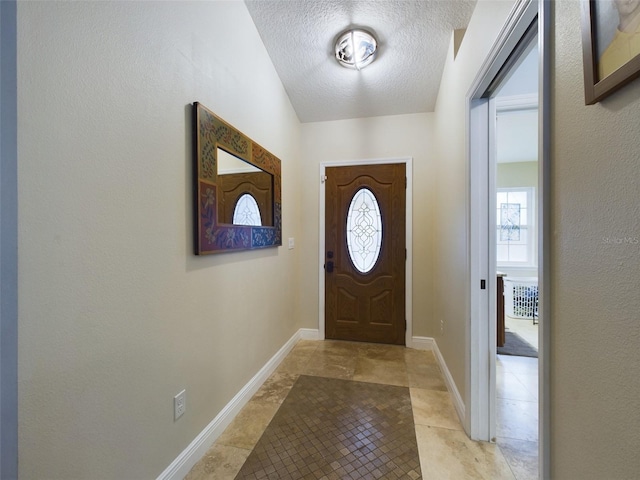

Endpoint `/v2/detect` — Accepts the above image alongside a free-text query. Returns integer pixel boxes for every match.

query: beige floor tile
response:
[314,339,361,357]
[497,437,539,480]
[497,354,538,375]
[407,363,448,391]
[290,340,320,355]
[303,352,357,379]
[352,356,409,386]
[404,348,438,367]
[410,388,462,430]
[496,398,538,442]
[216,400,280,450]
[497,371,536,402]
[415,425,515,480]
[518,373,539,401]
[251,371,298,404]
[357,342,407,361]
[275,350,313,374]
[184,443,251,480]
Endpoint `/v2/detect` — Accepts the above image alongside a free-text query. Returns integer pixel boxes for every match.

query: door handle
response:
[326,261,334,273]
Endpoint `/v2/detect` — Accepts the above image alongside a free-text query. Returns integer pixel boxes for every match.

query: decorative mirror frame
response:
[193,102,282,254]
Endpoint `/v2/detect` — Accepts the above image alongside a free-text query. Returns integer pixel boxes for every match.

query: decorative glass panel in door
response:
[346,188,383,273]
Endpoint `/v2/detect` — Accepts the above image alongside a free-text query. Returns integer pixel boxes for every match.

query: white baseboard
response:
[409,336,435,351]
[156,328,315,480]
[299,328,320,340]
[431,339,466,424]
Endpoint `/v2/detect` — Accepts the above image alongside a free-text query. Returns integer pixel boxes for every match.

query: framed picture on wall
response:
[581,0,640,104]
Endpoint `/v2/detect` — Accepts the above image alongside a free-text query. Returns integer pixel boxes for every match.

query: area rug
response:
[498,331,538,358]
[234,375,422,479]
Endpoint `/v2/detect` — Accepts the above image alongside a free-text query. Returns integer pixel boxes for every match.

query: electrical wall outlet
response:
[440,319,444,336]
[174,389,186,420]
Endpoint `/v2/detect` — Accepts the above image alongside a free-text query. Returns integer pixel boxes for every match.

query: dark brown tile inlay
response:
[234,375,421,479]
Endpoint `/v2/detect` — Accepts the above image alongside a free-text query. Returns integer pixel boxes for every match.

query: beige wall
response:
[497,161,538,189]
[299,113,436,337]
[17,1,301,478]
[551,1,640,477]
[431,0,517,407]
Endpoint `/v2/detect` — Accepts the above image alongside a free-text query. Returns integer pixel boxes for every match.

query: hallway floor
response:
[185,340,534,479]
[497,315,539,480]
[496,356,539,480]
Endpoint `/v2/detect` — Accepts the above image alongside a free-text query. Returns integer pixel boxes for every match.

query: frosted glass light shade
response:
[335,29,378,70]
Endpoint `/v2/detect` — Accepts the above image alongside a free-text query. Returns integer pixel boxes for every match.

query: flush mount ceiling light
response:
[334,29,378,70]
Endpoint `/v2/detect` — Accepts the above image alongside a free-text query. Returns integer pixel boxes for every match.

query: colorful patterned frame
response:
[193,102,282,254]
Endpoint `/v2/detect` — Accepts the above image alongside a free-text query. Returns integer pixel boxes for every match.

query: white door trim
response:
[0,1,19,477]
[466,0,550,476]
[318,157,413,347]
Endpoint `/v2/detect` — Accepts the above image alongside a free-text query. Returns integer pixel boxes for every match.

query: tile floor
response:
[185,340,536,480]
[497,315,539,480]
[235,375,422,479]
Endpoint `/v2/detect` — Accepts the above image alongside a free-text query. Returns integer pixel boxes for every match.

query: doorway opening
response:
[493,35,540,478]
[467,0,550,478]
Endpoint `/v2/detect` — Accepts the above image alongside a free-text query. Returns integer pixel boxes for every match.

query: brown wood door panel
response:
[325,163,406,345]
[217,172,273,225]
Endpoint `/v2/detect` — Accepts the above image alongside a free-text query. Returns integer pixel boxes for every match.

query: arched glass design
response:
[233,193,262,226]
[346,188,383,273]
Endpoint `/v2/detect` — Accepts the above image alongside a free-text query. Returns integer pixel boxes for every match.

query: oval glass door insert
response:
[233,193,262,226]
[346,187,383,273]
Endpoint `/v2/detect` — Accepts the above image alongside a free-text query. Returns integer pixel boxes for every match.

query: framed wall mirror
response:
[193,102,282,254]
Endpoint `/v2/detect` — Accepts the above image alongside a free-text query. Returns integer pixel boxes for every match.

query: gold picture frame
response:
[581,0,640,104]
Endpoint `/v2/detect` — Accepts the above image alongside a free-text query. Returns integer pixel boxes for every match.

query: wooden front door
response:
[325,163,406,345]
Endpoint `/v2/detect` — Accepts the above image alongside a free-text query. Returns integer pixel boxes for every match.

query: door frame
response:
[0,0,19,477]
[467,0,550,476]
[319,157,413,347]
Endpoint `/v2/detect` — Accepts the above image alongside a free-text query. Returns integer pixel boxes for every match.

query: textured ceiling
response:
[244,0,477,123]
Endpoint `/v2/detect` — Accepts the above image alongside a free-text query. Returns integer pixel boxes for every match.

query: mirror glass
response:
[217,148,274,227]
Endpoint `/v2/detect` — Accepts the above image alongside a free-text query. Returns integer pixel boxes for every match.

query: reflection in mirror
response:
[216,148,274,227]
[233,194,262,226]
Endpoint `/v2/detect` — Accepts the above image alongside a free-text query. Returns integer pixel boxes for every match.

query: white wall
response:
[17,1,301,478]
[551,2,640,477]
[431,0,517,410]
[299,113,436,337]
